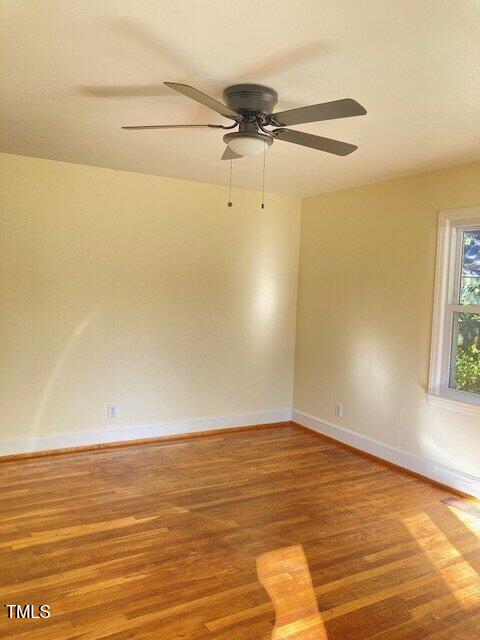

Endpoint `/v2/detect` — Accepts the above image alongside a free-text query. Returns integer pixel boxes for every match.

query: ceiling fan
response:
[122,82,366,159]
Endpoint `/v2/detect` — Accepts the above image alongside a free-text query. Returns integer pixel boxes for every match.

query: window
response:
[429,206,480,413]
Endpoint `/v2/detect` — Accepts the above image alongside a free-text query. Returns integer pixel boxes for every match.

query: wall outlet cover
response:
[334,402,343,419]
[107,403,118,420]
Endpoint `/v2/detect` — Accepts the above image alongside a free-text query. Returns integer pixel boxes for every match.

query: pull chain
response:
[227,160,233,207]
[261,145,266,210]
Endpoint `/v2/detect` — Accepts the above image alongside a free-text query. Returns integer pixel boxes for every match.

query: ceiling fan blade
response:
[221,147,243,160]
[81,85,172,98]
[122,124,224,130]
[164,82,241,120]
[272,128,357,156]
[270,98,366,126]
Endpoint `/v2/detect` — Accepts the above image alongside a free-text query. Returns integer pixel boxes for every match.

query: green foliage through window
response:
[451,231,480,393]
[454,341,480,393]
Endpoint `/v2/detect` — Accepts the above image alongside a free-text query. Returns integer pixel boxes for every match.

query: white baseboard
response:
[4,406,479,500]
[292,409,480,499]
[0,410,292,458]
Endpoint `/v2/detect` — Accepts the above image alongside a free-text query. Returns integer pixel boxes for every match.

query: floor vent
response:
[441,496,480,519]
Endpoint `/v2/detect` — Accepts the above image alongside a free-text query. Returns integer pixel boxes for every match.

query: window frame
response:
[428,205,480,415]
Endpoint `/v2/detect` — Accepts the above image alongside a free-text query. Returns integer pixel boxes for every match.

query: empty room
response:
[1,1,480,639]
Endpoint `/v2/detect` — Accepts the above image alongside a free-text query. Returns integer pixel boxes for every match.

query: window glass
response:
[449,311,480,393]
[459,229,480,305]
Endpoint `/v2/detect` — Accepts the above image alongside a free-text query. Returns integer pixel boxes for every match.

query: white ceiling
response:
[1,1,479,197]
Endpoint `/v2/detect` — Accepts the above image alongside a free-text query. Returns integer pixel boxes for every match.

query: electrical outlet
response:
[334,402,343,420]
[107,403,118,420]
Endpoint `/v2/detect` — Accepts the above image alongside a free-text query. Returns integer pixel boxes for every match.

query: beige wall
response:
[294,161,480,478]
[0,153,300,441]
[2,150,480,478]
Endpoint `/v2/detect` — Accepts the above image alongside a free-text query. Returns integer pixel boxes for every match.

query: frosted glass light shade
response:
[227,135,268,157]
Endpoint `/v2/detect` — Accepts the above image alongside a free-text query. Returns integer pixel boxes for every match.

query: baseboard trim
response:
[292,409,480,500]
[5,407,479,500]
[0,410,292,461]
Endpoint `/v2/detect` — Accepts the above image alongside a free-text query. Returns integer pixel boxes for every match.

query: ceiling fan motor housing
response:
[223,84,278,117]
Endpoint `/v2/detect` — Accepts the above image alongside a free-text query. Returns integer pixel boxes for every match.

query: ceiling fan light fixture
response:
[223,131,273,158]
[227,135,267,157]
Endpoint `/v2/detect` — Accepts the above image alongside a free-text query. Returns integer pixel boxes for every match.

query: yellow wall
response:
[0,153,300,440]
[294,161,480,477]
[2,150,480,478]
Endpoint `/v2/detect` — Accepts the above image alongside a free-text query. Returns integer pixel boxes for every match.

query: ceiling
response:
[1,1,479,197]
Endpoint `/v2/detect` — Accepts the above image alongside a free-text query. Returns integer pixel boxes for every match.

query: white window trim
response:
[428,205,480,416]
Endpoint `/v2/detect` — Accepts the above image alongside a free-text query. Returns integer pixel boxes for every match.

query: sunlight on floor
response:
[257,545,328,640]
[448,503,480,534]
[402,510,479,612]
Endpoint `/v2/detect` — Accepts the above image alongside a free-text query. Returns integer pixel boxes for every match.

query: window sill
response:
[427,388,480,418]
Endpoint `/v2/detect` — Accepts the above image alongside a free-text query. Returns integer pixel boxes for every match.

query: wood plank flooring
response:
[0,422,479,639]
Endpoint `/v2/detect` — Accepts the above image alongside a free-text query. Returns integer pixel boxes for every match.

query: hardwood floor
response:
[0,422,479,639]
[257,544,328,639]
